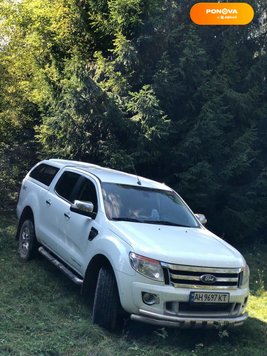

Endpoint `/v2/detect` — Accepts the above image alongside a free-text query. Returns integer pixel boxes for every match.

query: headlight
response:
[129,252,164,282]
[240,264,250,287]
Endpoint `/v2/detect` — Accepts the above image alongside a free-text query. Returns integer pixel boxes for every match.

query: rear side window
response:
[55,171,81,203]
[30,164,59,186]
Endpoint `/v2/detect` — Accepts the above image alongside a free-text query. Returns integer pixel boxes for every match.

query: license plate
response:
[190,292,230,303]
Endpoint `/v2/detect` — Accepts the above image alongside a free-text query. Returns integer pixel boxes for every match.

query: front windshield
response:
[102,183,199,228]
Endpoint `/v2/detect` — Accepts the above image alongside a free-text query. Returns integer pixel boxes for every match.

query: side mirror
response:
[70,200,96,218]
[195,213,207,225]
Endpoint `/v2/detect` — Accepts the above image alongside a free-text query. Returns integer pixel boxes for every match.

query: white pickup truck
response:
[16,159,249,330]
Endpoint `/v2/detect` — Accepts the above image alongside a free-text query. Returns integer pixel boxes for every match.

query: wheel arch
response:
[82,254,118,303]
[16,206,34,239]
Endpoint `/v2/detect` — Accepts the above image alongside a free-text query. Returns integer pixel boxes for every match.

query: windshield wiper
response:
[111,217,143,223]
[111,218,192,227]
[144,220,191,227]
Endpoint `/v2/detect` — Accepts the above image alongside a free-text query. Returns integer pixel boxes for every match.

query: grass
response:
[0,213,266,356]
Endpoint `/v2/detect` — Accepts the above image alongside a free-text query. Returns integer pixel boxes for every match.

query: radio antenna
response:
[131,161,142,185]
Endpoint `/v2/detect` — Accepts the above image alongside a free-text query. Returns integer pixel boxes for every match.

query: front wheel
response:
[18,219,38,261]
[92,265,122,331]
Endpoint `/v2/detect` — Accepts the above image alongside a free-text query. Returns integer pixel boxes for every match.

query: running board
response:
[38,247,83,286]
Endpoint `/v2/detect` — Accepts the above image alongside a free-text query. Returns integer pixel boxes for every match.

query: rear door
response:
[41,170,81,258]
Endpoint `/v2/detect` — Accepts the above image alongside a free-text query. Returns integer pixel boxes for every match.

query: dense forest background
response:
[0,0,266,244]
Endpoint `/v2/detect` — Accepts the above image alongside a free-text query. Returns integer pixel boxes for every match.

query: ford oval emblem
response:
[200,274,217,284]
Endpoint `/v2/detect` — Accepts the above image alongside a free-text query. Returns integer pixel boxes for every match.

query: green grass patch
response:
[0,214,266,355]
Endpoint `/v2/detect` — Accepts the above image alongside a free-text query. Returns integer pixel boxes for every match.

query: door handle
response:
[46,199,51,206]
[64,212,70,219]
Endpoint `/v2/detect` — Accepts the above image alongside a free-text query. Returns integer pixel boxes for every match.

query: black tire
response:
[92,265,121,331]
[18,219,38,261]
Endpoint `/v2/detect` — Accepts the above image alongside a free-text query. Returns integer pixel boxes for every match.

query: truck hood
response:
[109,221,244,268]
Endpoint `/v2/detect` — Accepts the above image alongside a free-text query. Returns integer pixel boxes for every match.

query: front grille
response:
[161,263,241,290]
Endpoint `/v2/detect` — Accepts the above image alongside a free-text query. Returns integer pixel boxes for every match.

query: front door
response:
[60,176,100,275]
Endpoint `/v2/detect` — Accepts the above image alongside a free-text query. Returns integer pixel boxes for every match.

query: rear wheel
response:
[92,265,121,331]
[18,219,38,260]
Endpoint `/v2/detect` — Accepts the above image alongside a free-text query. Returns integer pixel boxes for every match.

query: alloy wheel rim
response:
[20,225,31,254]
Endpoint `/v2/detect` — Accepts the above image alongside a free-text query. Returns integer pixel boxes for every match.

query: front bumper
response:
[131,309,248,328]
[117,271,249,328]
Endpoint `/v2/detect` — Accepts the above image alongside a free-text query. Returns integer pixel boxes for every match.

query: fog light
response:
[142,292,159,305]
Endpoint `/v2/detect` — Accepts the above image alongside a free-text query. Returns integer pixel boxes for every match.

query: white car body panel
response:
[108,221,244,268]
